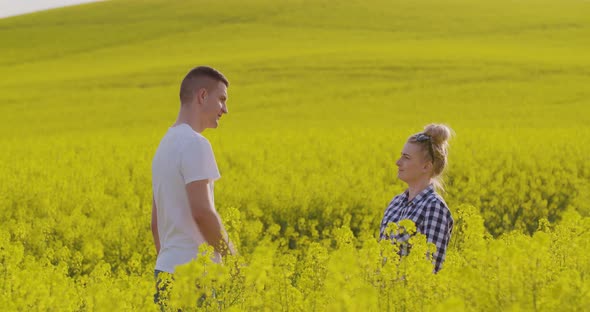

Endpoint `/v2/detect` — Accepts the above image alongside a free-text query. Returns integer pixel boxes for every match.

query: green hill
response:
[1,0,588,138]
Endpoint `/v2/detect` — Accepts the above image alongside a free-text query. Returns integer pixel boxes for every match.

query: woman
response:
[380,124,454,273]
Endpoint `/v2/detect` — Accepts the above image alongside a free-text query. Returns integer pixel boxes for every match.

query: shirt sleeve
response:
[380,196,400,240]
[179,138,221,184]
[420,199,453,273]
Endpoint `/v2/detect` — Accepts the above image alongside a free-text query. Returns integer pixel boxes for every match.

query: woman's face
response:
[395,142,432,184]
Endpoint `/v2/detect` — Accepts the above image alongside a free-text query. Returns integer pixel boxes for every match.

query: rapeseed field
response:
[1,0,589,310]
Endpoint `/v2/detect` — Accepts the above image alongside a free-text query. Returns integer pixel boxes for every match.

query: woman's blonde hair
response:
[408,124,454,192]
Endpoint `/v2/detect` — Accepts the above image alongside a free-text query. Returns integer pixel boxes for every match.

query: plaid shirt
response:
[379,184,453,273]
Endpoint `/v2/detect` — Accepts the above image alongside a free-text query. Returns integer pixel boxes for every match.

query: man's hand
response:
[186,179,232,257]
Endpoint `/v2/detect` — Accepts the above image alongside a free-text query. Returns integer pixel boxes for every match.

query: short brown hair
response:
[179,66,229,105]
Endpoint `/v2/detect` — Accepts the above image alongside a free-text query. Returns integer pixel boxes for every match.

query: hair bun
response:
[423,124,453,145]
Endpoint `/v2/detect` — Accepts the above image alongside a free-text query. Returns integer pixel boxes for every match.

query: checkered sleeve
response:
[380,195,402,240]
[420,198,453,273]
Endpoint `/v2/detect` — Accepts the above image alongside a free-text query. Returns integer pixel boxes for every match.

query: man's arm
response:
[186,179,234,257]
[151,196,160,255]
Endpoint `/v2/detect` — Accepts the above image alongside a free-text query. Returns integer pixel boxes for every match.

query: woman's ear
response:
[422,160,433,173]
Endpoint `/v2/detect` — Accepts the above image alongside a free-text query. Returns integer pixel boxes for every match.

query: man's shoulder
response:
[172,127,211,149]
[183,133,212,152]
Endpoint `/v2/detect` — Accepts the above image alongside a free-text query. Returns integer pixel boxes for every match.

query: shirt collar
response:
[402,184,435,205]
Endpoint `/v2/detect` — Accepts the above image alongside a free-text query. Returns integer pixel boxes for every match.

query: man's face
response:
[199,81,228,129]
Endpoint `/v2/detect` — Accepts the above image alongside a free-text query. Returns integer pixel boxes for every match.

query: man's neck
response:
[175,110,204,133]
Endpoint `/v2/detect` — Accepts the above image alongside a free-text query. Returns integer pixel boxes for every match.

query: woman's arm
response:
[421,199,453,273]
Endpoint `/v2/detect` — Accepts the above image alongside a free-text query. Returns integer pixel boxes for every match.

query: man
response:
[151,66,235,304]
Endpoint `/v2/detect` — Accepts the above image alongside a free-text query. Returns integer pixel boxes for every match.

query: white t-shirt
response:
[152,123,221,273]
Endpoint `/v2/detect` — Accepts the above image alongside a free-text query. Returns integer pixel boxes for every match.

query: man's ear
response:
[196,87,208,105]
